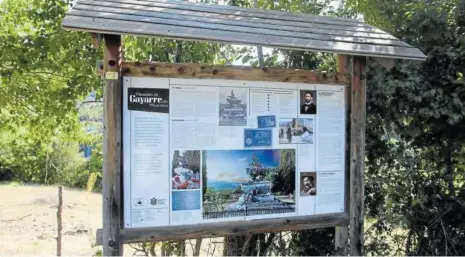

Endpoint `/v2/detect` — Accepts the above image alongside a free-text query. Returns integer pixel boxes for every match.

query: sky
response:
[205,149,281,182]
[223,0,349,65]
[279,118,293,127]
[278,118,313,129]
[219,87,247,104]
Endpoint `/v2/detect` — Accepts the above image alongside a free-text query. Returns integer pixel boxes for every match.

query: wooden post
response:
[335,55,349,255]
[349,56,367,256]
[102,34,123,256]
[57,185,63,256]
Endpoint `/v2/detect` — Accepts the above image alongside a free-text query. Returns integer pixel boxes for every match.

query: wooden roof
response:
[62,0,427,60]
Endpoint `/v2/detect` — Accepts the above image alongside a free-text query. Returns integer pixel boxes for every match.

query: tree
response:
[0,0,225,184]
[247,153,266,180]
[346,0,465,255]
[202,150,208,198]
[183,150,201,173]
[171,150,180,175]
[0,0,101,182]
[279,149,295,195]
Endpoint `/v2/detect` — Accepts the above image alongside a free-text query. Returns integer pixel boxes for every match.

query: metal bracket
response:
[105,71,119,80]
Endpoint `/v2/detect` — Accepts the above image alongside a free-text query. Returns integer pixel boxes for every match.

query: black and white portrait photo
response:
[300,172,317,196]
[300,90,317,115]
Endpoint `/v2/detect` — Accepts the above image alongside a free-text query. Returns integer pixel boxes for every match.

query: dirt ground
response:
[0,183,224,256]
[0,183,103,255]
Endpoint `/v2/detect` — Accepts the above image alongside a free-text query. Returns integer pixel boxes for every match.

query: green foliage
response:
[203,187,233,212]
[2,0,465,255]
[242,0,355,70]
[123,37,221,64]
[0,0,101,184]
[278,149,296,195]
[285,228,335,255]
[349,0,465,255]
[202,150,208,197]
[0,0,101,136]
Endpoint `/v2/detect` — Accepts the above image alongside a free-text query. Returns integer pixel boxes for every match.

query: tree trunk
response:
[223,235,260,256]
[259,233,276,255]
[444,147,456,196]
[193,238,202,256]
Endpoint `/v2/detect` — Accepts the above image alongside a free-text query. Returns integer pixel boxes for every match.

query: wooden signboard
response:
[97,54,356,255]
[97,39,360,256]
[119,70,350,237]
[62,1,427,255]
[97,59,354,243]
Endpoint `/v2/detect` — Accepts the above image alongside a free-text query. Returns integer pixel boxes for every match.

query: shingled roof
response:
[62,0,427,60]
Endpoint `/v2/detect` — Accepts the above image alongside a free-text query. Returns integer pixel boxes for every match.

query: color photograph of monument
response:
[171,150,201,190]
[202,149,296,219]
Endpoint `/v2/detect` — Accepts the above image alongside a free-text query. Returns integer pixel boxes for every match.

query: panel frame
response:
[100,63,351,246]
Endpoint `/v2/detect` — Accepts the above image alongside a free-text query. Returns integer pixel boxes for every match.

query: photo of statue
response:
[219,88,247,126]
[171,150,201,190]
[202,149,296,219]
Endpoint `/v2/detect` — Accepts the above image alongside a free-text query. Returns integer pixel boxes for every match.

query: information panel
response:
[122,77,346,228]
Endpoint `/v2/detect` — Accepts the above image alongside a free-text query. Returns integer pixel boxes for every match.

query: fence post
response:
[57,185,63,256]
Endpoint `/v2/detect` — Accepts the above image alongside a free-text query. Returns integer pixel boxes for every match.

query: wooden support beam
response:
[120,61,351,85]
[91,33,101,49]
[335,54,350,256]
[337,54,350,74]
[372,57,396,71]
[96,60,104,76]
[349,56,367,256]
[95,213,349,245]
[102,34,123,256]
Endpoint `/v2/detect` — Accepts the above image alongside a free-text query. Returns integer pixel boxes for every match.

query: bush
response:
[0,128,103,190]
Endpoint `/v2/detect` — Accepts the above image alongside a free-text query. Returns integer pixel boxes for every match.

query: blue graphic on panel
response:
[244,129,272,147]
[172,190,201,211]
[257,115,276,128]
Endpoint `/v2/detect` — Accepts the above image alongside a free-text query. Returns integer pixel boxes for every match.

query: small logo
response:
[135,198,144,206]
[150,198,158,205]
[150,198,167,205]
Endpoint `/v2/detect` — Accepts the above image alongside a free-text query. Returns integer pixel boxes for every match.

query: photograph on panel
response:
[202,149,296,219]
[300,172,317,196]
[219,87,247,126]
[171,150,201,190]
[279,118,314,144]
[300,90,317,114]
